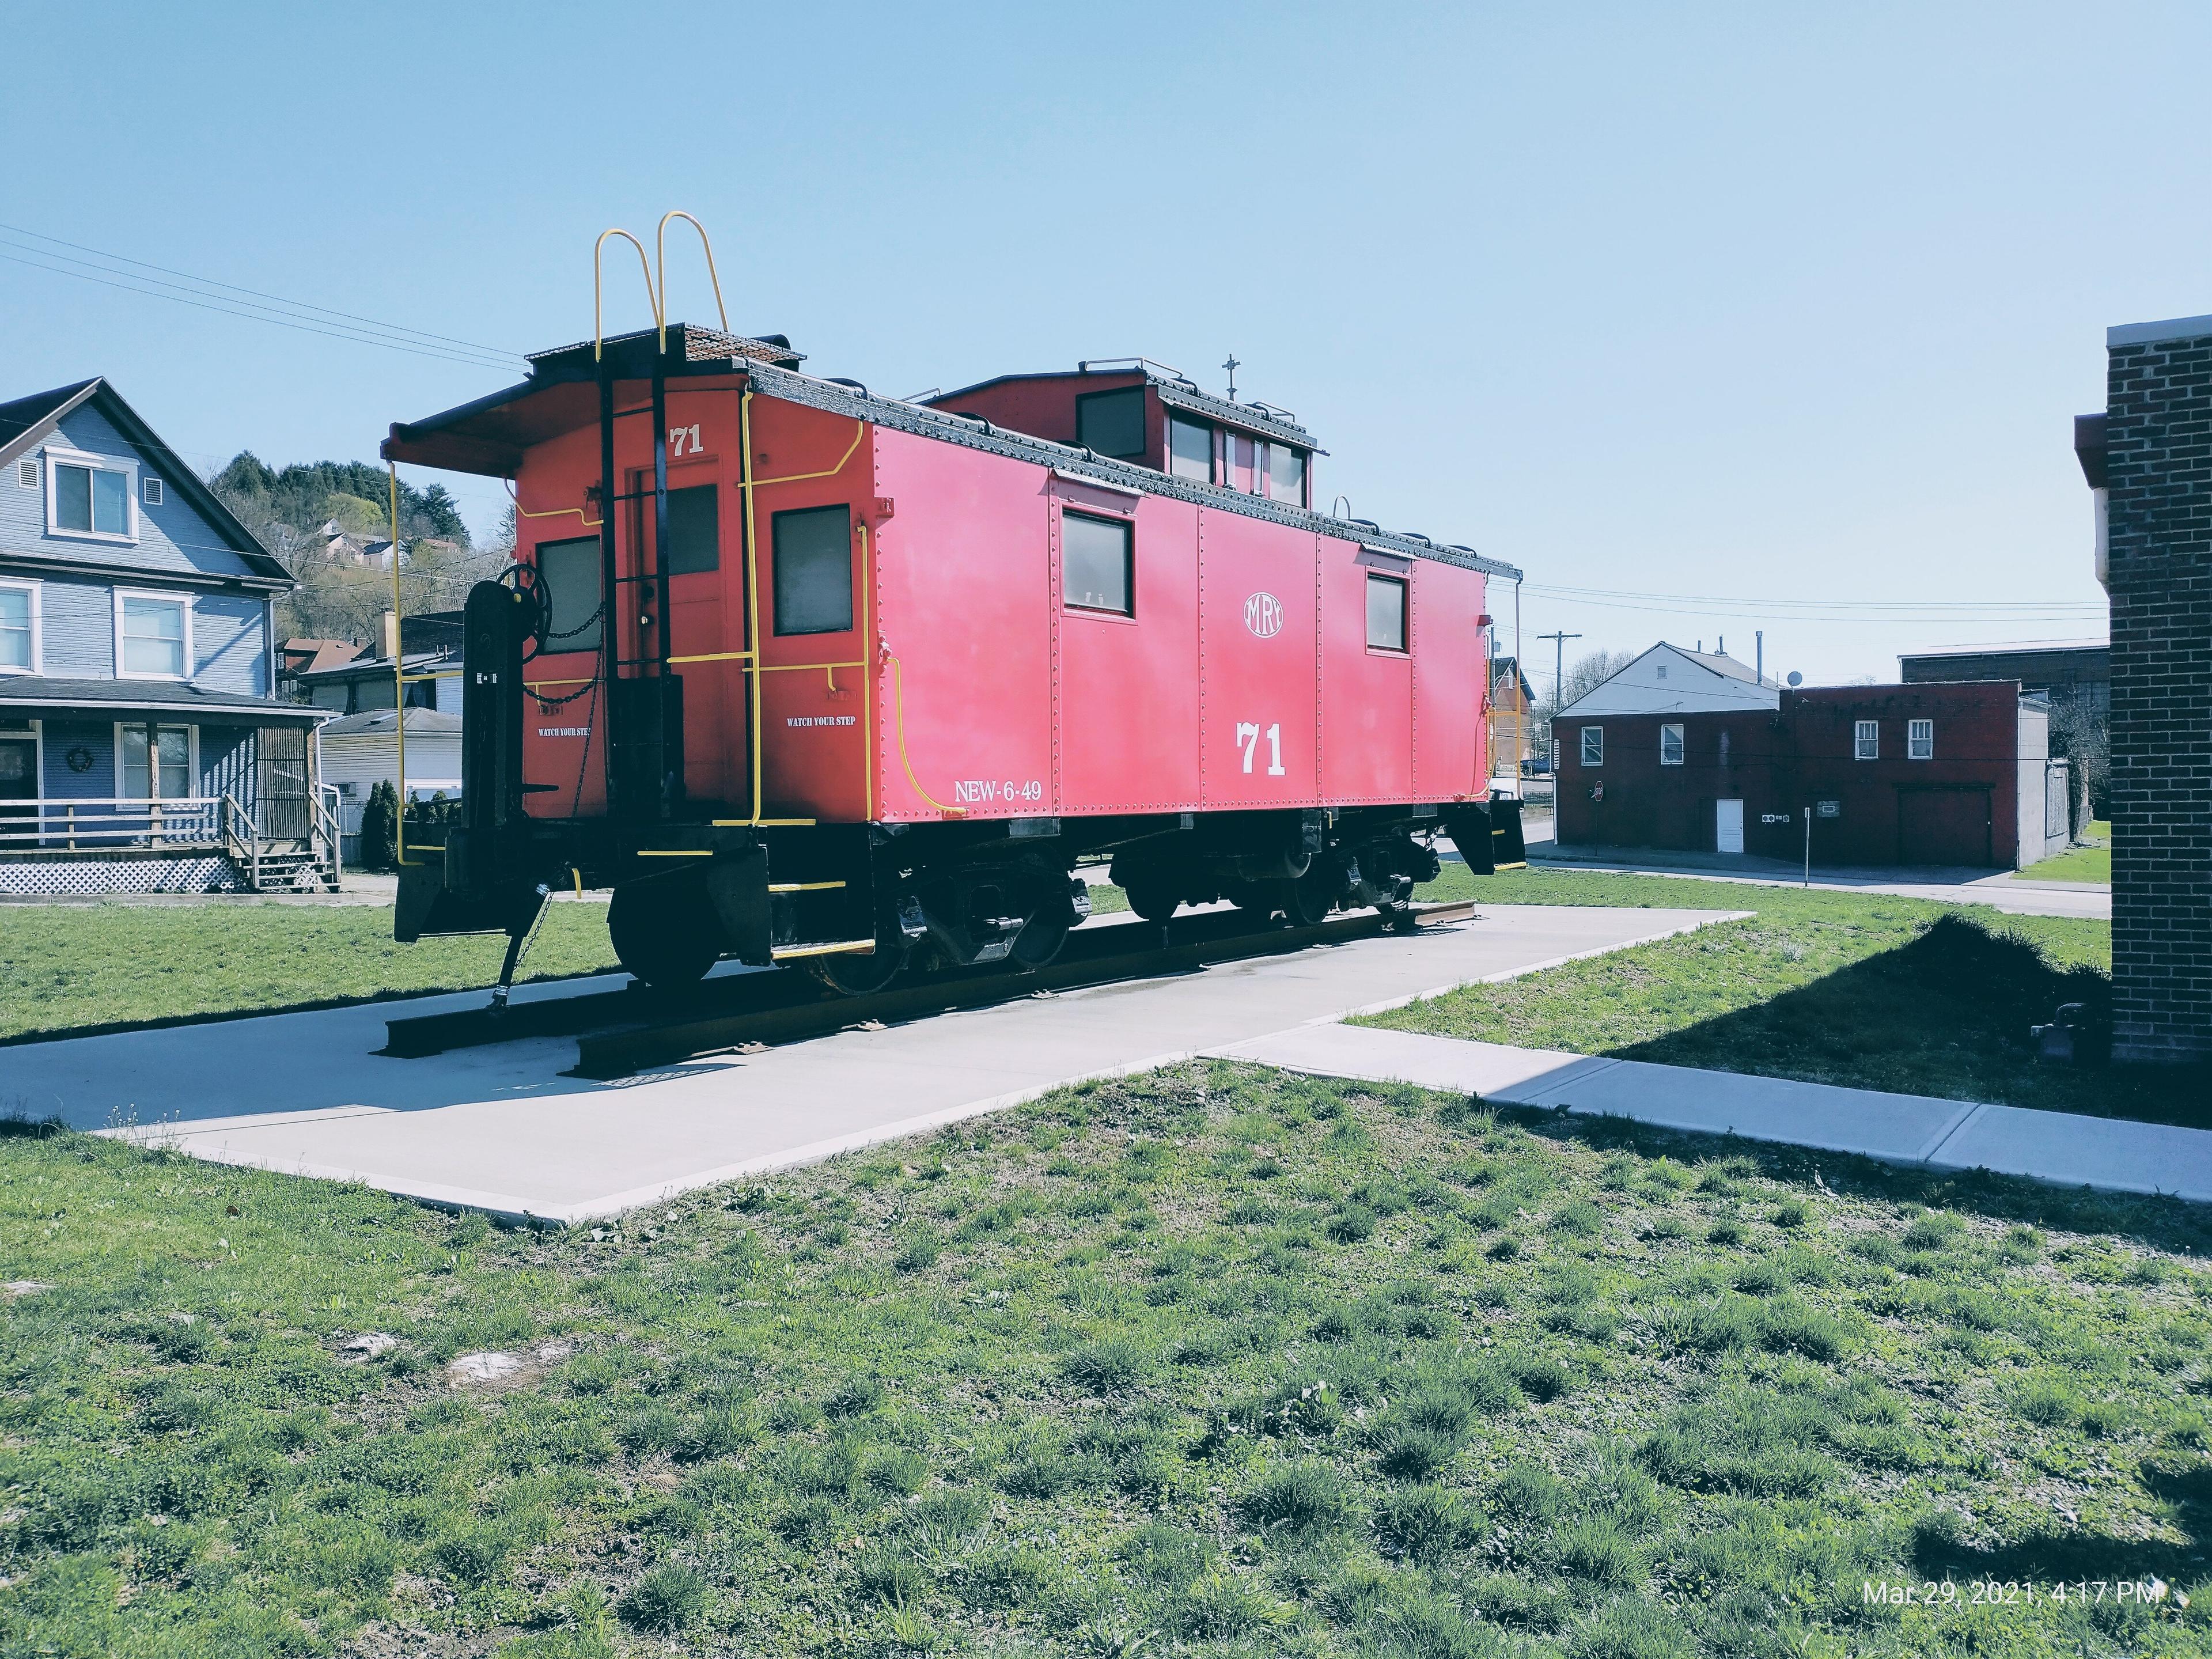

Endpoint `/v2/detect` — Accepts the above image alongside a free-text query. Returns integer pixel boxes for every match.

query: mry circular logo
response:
[1244,592,1284,638]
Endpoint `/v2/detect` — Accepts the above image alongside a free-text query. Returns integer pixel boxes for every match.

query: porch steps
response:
[237,849,336,894]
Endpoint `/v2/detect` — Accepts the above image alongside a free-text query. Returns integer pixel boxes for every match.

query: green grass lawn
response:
[3,1070,2209,1658]
[1376,868,2212,1128]
[2016,845,2112,885]
[0,903,620,1042]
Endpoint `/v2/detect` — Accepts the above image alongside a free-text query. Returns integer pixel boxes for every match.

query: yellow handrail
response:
[389,460,412,867]
[656,211,729,337]
[593,229,660,360]
[505,476,602,531]
[888,653,964,817]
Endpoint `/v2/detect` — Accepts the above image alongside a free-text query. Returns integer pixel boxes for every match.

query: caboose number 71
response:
[381,239,1523,995]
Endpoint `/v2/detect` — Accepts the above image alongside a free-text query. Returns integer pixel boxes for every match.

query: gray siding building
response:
[0,378,334,893]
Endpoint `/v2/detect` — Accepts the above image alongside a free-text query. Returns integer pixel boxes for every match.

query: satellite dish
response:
[1786,671,1803,687]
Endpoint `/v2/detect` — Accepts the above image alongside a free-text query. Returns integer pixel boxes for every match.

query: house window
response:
[1656,664,1668,680]
[535,536,603,654]
[47,449,138,541]
[0,582,36,673]
[116,592,188,679]
[772,504,855,635]
[1661,723,1684,765]
[1581,726,1604,766]
[664,483,719,575]
[1075,387,1146,460]
[1168,414,1213,482]
[1908,718,1933,760]
[1854,719,1878,760]
[1062,511,1134,616]
[120,724,192,800]
[1268,444,1307,507]
[1366,574,1408,650]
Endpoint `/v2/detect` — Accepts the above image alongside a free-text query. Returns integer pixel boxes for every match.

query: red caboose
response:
[384,322,1522,991]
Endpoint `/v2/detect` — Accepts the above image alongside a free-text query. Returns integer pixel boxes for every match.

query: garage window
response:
[1581,726,1604,767]
[772,505,855,635]
[1908,718,1934,760]
[1660,723,1684,765]
[536,536,604,654]
[1063,511,1134,615]
[1366,573,1407,650]
[1075,387,1146,460]
[1854,719,1878,760]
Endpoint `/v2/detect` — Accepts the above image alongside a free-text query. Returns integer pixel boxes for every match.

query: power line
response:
[0,246,525,375]
[0,222,526,363]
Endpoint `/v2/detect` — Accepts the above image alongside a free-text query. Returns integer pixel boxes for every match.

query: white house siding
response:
[1558,645,1780,719]
[320,732,463,797]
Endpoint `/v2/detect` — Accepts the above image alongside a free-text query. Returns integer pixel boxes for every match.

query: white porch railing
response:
[0,797,223,850]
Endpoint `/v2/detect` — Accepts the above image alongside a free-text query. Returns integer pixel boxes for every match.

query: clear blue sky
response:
[6,2,2200,687]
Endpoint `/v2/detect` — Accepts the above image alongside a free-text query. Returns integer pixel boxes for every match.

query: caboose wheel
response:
[1124,880,1177,923]
[1009,910,1070,969]
[1283,866,1338,927]
[609,878,722,988]
[807,940,907,997]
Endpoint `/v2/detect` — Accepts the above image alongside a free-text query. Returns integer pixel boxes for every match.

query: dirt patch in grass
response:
[1,1065,2208,1655]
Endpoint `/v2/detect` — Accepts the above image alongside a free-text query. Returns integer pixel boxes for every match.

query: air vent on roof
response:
[16,460,36,488]
[143,476,163,506]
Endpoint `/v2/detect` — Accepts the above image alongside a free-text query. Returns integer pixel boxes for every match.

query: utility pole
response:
[1537,630,1581,774]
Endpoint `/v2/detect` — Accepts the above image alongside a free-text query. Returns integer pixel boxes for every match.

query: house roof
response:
[0,378,293,589]
[293,651,447,682]
[281,639,367,675]
[1557,642,1779,719]
[1898,639,2109,660]
[317,707,462,738]
[0,676,323,723]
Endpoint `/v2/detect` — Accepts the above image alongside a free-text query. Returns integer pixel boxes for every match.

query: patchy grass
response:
[1384,868,2210,1129]
[0,902,619,1041]
[3,1066,2209,1656]
[2016,843,2112,885]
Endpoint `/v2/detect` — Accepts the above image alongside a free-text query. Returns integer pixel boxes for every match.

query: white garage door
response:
[1716,797,1744,854]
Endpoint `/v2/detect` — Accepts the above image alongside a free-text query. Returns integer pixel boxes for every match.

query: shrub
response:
[620,1562,707,1632]
[1374,1484,1475,1563]
[1236,1462,1353,1539]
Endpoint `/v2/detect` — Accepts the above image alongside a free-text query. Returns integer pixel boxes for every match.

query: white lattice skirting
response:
[0,855,245,897]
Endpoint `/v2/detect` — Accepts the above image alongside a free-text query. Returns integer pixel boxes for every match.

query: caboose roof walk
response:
[381,324,1517,580]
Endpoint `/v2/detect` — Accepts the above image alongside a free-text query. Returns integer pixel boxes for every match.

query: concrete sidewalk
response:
[1205,1024,2210,1205]
[1516,832,2110,921]
[22,902,1742,1222]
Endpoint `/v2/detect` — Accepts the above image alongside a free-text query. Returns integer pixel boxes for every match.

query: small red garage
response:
[1552,643,2071,870]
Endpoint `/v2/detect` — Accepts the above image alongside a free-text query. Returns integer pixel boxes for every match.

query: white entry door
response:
[1716,797,1744,854]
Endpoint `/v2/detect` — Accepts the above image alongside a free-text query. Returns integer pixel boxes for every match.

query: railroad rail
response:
[381,899,1479,1079]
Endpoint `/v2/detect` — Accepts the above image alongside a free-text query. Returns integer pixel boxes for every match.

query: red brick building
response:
[1554,645,2069,869]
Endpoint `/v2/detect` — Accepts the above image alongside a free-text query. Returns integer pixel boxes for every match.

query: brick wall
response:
[2104,319,2212,1063]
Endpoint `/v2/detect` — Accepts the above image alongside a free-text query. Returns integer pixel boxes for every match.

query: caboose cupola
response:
[925,359,1322,511]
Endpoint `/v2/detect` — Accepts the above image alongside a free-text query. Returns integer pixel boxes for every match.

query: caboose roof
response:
[930,365,1327,454]
[382,328,1517,581]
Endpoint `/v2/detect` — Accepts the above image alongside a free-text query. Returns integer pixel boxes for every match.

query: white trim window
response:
[1581,725,1604,766]
[0,579,38,674]
[116,721,195,801]
[1854,719,1879,760]
[44,446,140,544]
[1908,718,1934,760]
[115,589,191,680]
[1660,722,1684,766]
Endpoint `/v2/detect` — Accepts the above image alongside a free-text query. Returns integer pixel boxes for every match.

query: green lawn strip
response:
[2015,845,2112,885]
[0,903,618,1043]
[3,1077,2209,1657]
[1376,869,2212,1130]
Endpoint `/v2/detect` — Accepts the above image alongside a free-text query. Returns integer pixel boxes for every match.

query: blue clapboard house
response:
[0,378,334,894]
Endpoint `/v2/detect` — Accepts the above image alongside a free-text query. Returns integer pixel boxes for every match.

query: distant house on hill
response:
[0,377,336,893]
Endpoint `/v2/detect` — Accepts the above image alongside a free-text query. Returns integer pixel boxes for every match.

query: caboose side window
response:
[772,504,854,635]
[664,484,719,575]
[1168,414,1213,482]
[1075,388,1146,460]
[1268,444,1307,507]
[536,536,603,654]
[1365,573,1407,651]
[1062,511,1134,616]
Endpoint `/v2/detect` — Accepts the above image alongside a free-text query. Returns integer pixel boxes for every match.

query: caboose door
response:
[755,498,869,821]
[630,460,736,805]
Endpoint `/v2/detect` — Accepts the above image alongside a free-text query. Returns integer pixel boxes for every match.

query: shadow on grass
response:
[1912,1452,2212,1588]
[1610,914,2212,1132]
